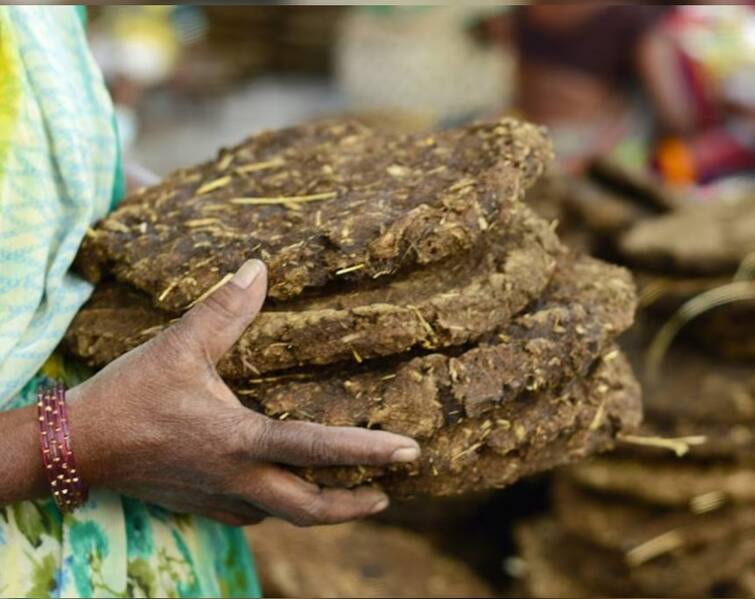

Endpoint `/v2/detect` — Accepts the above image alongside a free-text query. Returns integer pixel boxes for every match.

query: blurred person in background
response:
[641,4,755,185]
[498,4,754,184]
[0,6,419,598]
[511,4,667,173]
[335,6,513,127]
[89,6,204,153]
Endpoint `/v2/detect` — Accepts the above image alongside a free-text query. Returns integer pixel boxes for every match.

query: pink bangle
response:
[37,382,89,512]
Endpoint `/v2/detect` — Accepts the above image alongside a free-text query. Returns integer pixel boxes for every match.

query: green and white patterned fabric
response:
[0,7,259,597]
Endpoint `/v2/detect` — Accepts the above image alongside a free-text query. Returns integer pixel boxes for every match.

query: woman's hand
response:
[68,260,420,526]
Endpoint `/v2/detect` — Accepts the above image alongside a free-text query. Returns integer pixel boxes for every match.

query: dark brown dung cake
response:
[77,118,552,310]
[293,350,639,498]
[66,205,560,377]
[620,195,755,276]
[515,438,755,597]
[245,519,494,598]
[514,338,755,597]
[67,117,640,498]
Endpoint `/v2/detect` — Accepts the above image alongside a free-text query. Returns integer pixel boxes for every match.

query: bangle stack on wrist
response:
[37,382,89,512]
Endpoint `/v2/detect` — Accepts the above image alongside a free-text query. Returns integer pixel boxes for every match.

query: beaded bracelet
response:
[37,382,89,512]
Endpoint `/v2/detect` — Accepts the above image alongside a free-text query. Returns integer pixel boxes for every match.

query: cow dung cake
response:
[77,118,552,310]
[246,519,494,598]
[620,195,755,277]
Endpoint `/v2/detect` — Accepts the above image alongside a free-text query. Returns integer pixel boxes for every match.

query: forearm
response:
[0,405,49,505]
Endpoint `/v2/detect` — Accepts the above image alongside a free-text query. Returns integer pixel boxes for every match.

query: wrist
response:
[36,383,89,510]
[66,384,111,489]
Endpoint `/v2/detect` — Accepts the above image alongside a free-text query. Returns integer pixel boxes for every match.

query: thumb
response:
[174,259,267,364]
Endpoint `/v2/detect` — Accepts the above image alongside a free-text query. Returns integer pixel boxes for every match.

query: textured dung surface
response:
[77,118,552,310]
[567,458,755,507]
[620,195,755,276]
[234,255,639,497]
[239,254,637,421]
[554,476,755,553]
[241,350,640,498]
[245,520,493,598]
[66,205,561,376]
[517,517,755,598]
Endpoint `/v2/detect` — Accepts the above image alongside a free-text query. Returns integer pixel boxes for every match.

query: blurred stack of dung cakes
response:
[245,519,495,598]
[515,193,755,598]
[527,158,682,257]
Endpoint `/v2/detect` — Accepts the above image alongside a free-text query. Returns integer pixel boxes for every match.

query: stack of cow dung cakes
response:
[245,519,494,598]
[66,117,641,498]
[514,347,755,597]
[515,469,755,598]
[514,196,755,597]
[527,158,681,259]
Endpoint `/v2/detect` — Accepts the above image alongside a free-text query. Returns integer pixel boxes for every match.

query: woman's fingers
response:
[170,259,268,365]
[248,467,390,527]
[244,417,420,467]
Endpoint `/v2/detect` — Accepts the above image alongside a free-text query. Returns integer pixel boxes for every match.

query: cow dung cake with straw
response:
[67,117,641,497]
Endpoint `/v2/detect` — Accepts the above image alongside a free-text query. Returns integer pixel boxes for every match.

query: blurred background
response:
[85,4,755,598]
[88,4,754,188]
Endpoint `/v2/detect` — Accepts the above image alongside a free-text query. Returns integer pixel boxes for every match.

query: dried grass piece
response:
[617,433,707,458]
[229,191,336,205]
[625,530,684,567]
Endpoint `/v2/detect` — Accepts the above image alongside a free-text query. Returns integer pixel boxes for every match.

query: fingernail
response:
[370,496,390,514]
[230,259,263,289]
[391,446,420,463]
